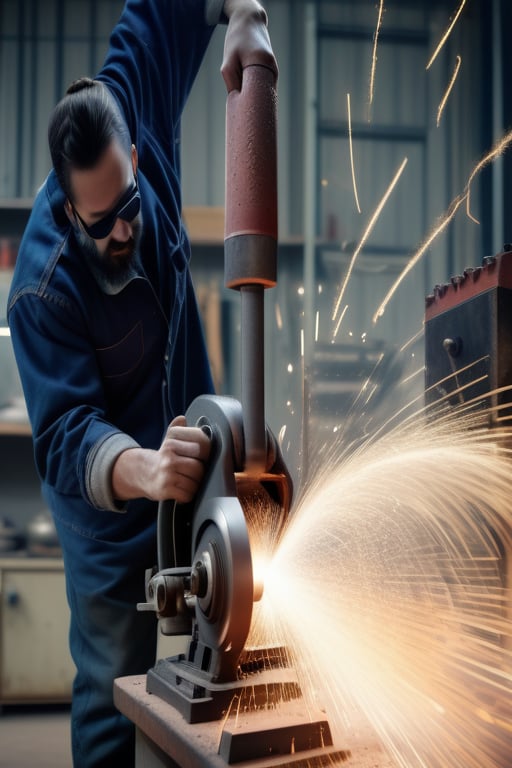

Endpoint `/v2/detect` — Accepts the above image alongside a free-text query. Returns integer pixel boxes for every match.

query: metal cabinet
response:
[0,557,75,705]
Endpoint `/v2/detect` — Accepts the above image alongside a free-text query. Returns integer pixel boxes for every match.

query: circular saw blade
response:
[192,495,254,670]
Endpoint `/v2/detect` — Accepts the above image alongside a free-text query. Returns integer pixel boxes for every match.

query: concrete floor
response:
[0,704,71,768]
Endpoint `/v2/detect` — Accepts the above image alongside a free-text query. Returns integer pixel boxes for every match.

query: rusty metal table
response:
[114,675,396,768]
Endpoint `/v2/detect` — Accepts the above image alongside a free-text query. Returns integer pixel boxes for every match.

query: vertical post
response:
[301,3,318,479]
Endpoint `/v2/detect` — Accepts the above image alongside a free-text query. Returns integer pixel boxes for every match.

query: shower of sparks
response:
[332,157,408,328]
[347,93,362,213]
[437,55,461,126]
[465,127,512,223]
[372,192,466,324]
[368,0,385,118]
[246,396,512,768]
[426,0,468,71]
[373,127,512,324]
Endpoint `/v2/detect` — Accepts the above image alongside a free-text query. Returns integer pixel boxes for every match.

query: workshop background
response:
[0,0,510,716]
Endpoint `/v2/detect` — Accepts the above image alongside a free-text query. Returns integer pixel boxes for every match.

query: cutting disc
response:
[192,494,254,661]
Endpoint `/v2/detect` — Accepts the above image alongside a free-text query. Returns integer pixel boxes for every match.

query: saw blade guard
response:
[185,394,292,682]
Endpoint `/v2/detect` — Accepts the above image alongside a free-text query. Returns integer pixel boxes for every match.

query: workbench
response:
[114,674,396,768]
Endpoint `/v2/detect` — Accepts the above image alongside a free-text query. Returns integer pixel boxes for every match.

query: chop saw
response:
[137,64,350,766]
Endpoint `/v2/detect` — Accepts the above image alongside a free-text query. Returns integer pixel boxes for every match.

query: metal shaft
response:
[240,284,265,472]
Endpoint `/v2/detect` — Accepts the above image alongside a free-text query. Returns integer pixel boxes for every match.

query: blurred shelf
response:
[0,422,31,436]
[0,399,30,435]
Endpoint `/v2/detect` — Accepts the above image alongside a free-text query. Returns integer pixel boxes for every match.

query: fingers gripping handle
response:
[224,65,278,289]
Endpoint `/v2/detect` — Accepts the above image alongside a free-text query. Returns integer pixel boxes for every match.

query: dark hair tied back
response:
[48,78,131,201]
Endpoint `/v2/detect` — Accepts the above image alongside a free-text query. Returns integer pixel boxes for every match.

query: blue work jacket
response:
[7,0,216,553]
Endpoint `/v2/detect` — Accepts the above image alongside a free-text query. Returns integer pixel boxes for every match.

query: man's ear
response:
[64,199,75,226]
[131,144,138,176]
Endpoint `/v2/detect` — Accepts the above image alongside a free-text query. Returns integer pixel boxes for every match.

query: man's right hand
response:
[111,415,211,504]
[221,0,278,94]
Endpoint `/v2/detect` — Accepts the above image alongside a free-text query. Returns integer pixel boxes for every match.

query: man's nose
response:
[111,217,132,241]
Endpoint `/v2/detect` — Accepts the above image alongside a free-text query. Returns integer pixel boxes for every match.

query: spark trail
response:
[368,0,385,119]
[332,157,408,330]
[426,0,468,71]
[248,402,512,768]
[347,93,361,214]
[437,55,461,127]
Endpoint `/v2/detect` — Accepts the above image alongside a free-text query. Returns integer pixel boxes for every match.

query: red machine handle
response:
[224,64,278,289]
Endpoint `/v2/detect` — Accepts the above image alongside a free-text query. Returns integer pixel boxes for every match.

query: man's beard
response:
[76,219,142,294]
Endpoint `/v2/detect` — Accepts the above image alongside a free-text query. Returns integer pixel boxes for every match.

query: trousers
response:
[54,511,159,767]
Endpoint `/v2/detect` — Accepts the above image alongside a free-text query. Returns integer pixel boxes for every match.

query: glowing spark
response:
[332,157,408,325]
[399,328,423,353]
[436,55,461,127]
[300,328,304,358]
[465,127,512,223]
[372,192,467,324]
[275,302,283,330]
[347,93,361,213]
[368,0,385,117]
[401,365,425,386]
[332,303,349,341]
[426,0,468,71]
[314,311,319,342]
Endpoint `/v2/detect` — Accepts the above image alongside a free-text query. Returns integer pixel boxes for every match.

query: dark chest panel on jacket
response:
[89,277,169,432]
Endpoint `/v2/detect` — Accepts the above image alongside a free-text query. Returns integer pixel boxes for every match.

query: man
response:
[7,1,277,766]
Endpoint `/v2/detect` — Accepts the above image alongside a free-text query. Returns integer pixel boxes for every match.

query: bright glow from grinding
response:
[247,401,512,767]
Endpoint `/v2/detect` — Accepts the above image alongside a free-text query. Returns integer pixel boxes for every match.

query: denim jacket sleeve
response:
[97,0,216,158]
[7,256,139,512]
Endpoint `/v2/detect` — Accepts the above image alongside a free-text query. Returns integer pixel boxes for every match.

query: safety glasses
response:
[73,178,140,240]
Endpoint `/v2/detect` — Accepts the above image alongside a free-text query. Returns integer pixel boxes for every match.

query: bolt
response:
[190,560,208,598]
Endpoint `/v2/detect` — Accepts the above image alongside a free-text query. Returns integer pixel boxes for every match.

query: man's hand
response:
[152,415,211,503]
[221,0,277,93]
[112,415,211,504]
